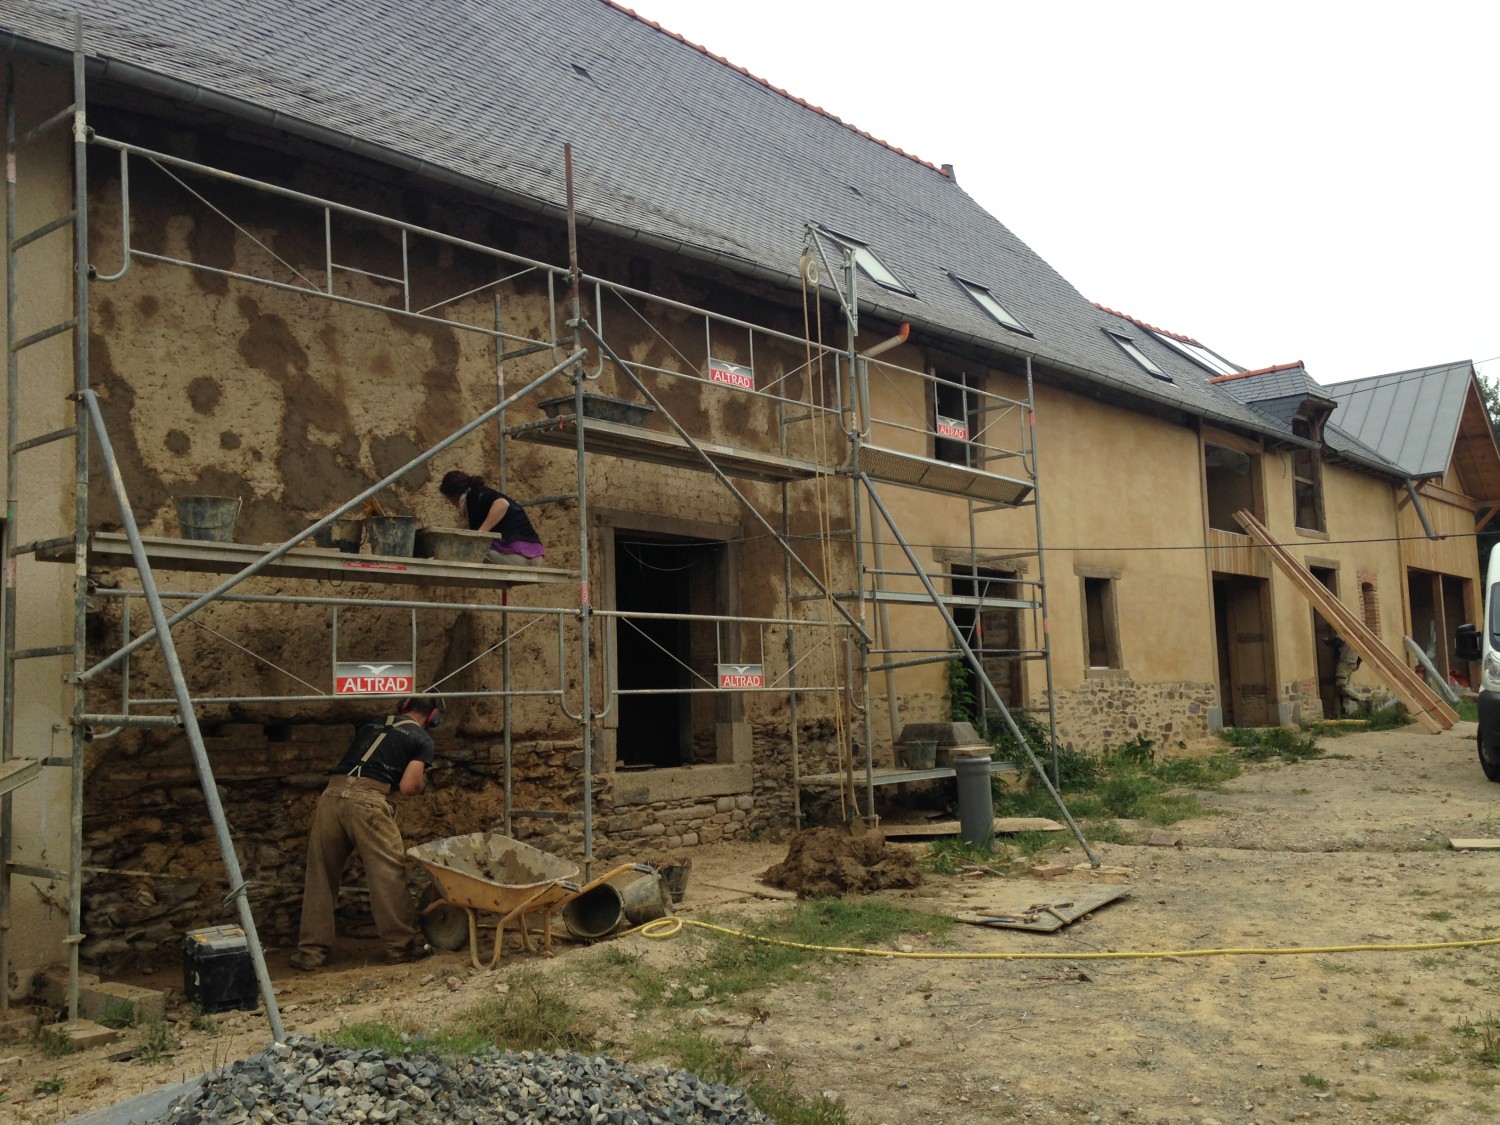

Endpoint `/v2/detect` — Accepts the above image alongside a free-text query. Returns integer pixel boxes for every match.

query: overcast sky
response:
[624,0,1498,387]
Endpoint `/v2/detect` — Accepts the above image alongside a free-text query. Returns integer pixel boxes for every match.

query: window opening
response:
[932,370,981,466]
[1290,417,1326,532]
[954,276,1029,335]
[1105,330,1171,381]
[1082,576,1121,669]
[1204,442,1258,532]
[820,227,913,295]
[950,567,1024,718]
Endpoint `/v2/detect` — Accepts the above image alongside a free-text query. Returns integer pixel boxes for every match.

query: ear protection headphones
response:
[397,696,444,730]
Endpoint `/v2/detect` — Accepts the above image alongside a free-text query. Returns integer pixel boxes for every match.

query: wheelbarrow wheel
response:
[418,882,469,952]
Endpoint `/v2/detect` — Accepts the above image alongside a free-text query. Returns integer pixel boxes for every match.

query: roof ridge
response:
[1092,302,1202,345]
[1208,361,1305,385]
[600,0,950,177]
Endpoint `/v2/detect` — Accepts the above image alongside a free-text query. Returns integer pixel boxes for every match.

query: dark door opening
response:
[1213,574,1274,727]
[614,533,723,768]
[1309,566,1340,719]
[950,567,1023,724]
[1407,567,1475,691]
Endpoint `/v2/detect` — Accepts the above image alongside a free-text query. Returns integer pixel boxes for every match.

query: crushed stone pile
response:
[761,827,922,898]
[149,1034,773,1125]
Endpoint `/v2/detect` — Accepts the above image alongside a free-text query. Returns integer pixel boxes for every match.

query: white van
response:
[1455,551,1500,781]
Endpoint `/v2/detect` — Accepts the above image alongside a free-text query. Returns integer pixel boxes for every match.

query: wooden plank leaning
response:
[1233,510,1456,734]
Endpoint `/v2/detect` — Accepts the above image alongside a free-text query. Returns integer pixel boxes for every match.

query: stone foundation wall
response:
[1049,676,1218,753]
[79,716,846,969]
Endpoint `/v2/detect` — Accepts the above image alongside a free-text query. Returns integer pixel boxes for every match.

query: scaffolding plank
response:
[799,760,1018,787]
[866,589,1038,610]
[855,445,1034,506]
[508,415,824,483]
[39,533,574,590]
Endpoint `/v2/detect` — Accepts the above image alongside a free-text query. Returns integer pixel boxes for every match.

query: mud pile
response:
[760,828,922,898]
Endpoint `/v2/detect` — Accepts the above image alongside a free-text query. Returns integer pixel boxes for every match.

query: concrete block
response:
[40,1018,121,1051]
[33,965,167,1025]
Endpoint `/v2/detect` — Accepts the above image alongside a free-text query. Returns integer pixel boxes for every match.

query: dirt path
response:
[9,722,1500,1124]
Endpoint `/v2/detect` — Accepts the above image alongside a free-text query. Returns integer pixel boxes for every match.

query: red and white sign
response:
[935,415,969,441]
[707,358,755,391]
[717,663,765,689]
[334,661,415,695]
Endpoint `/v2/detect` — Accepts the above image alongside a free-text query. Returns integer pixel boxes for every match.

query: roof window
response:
[1105,330,1172,382]
[954,276,1030,335]
[820,228,913,296]
[1154,333,1239,378]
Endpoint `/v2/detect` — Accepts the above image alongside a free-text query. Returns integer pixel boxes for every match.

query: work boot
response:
[288,948,325,971]
[385,941,432,965]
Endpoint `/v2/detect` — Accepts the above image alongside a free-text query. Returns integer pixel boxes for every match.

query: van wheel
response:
[1480,736,1500,783]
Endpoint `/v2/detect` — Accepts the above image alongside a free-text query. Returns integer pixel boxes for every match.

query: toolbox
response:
[182,925,260,1013]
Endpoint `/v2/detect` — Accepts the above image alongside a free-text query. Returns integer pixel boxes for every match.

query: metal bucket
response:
[899,740,937,770]
[613,869,671,925]
[173,495,242,542]
[312,517,364,553]
[364,515,418,557]
[658,863,690,904]
[561,883,625,940]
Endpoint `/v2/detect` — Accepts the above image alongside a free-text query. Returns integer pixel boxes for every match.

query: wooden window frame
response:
[1076,565,1123,672]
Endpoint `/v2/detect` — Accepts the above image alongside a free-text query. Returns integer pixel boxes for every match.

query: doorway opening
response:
[613,531,725,769]
[1407,568,1472,691]
[1213,573,1275,727]
[949,566,1023,725]
[1309,566,1340,719]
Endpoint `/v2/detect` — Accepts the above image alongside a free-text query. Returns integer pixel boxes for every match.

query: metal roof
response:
[0,0,1286,438]
[1322,361,1475,479]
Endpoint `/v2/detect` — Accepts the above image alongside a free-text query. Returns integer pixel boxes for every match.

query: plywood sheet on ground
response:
[883,817,1063,839]
[1449,839,1500,850]
[954,883,1130,932]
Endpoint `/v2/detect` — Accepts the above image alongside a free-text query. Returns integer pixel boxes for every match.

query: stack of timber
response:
[1233,509,1457,735]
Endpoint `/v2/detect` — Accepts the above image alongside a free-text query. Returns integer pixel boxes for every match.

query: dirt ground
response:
[9,720,1500,1125]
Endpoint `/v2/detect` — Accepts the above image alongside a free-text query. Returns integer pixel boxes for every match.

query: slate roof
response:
[0,0,1295,437]
[1322,361,1476,479]
[1209,362,1409,478]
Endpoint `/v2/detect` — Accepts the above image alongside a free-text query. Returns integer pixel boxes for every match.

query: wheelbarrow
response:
[406,832,657,970]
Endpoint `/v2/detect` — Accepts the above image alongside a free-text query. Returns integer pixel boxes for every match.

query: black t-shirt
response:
[464,486,542,545]
[331,716,435,789]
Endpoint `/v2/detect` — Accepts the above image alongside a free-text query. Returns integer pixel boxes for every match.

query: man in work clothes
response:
[290,697,441,970]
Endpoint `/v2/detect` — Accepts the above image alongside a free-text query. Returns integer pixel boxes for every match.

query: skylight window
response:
[954,276,1031,335]
[1154,333,1239,378]
[1105,330,1171,382]
[819,228,914,296]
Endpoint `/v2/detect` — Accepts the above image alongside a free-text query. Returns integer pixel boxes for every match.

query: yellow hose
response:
[633,916,1500,961]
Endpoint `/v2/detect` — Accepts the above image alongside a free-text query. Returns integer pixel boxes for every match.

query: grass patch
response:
[1454,1015,1500,1067]
[36,1027,74,1058]
[136,1018,178,1064]
[1300,1072,1330,1090]
[1368,1030,1410,1049]
[32,1076,64,1096]
[1405,1067,1443,1083]
[639,1028,848,1125]
[98,999,137,1030]
[1422,910,1454,923]
[984,734,1240,829]
[1218,726,1324,762]
[923,838,1008,875]
[1456,699,1480,723]
[331,967,594,1056]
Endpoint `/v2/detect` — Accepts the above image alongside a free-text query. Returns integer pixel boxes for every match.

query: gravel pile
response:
[148,1035,773,1125]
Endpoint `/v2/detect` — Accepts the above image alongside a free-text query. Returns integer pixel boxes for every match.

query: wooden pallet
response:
[1234,510,1456,734]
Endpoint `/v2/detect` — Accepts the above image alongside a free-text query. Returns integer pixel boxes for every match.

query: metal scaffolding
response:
[0,22,1086,1037]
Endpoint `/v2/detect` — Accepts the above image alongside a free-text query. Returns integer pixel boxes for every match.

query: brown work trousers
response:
[296,774,419,960]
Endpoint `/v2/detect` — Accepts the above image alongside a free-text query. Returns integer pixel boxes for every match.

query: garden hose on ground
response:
[631,915,1500,961]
